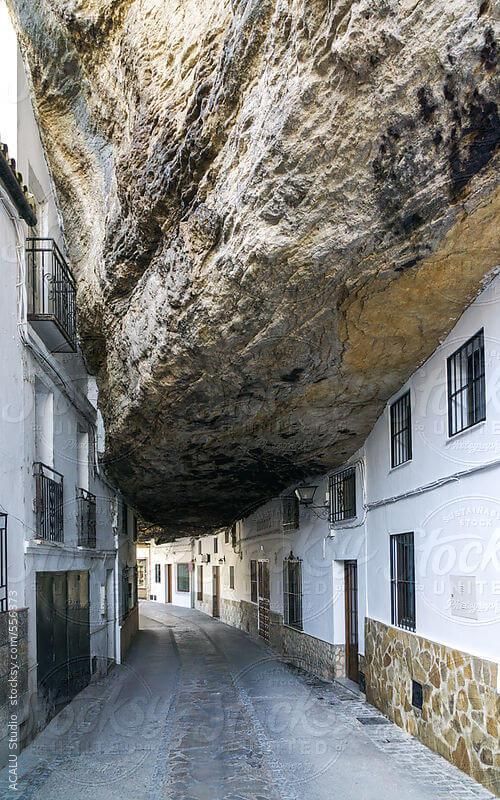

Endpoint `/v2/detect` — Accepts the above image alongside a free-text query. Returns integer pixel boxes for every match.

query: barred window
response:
[283,555,302,630]
[154,563,161,583]
[229,565,235,590]
[329,467,356,522]
[447,330,485,437]
[177,563,189,593]
[390,391,412,468]
[281,495,299,531]
[390,533,416,632]
[250,560,258,603]
[0,513,7,612]
[197,565,203,601]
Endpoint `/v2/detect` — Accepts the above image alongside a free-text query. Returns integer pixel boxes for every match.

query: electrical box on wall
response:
[450,575,478,620]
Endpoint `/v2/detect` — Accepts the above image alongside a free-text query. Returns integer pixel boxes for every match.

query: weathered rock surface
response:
[9,0,500,535]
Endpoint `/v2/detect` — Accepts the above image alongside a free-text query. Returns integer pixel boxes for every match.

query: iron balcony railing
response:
[34,463,64,542]
[77,488,96,548]
[26,238,77,351]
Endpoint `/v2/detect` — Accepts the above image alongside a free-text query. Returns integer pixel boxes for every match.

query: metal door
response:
[212,566,220,618]
[258,561,270,642]
[344,561,359,683]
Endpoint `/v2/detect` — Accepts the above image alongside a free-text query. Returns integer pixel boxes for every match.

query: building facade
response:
[0,3,138,767]
[141,272,500,796]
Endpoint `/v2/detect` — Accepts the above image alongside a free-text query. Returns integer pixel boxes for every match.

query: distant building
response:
[0,3,137,766]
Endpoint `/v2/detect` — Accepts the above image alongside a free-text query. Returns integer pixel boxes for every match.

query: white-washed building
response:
[0,2,138,767]
[142,271,500,794]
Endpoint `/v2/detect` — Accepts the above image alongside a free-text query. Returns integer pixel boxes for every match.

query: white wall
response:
[146,538,193,608]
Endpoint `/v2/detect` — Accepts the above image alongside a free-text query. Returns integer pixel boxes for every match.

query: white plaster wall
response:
[146,538,193,608]
[365,274,500,662]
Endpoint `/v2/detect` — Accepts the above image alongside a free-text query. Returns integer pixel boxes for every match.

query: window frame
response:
[250,560,258,603]
[281,495,300,531]
[177,563,190,593]
[283,555,303,631]
[198,539,202,555]
[197,564,203,602]
[154,563,161,583]
[390,532,416,632]
[329,467,356,523]
[229,565,235,590]
[447,329,486,437]
[390,390,412,468]
[213,537,218,554]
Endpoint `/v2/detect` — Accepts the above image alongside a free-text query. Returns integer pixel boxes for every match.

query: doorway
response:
[344,561,359,683]
[166,564,172,603]
[212,566,220,618]
[257,560,270,642]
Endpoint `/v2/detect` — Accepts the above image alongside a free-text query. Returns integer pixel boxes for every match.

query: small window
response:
[329,467,356,522]
[224,530,230,544]
[250,560,258,603]
[412,680,423,710]
[122,502,128,536]
[390,391,412,468]
[229,565,235,590]
[390,533,416,631]
[154,564,161,583]
[447,329,485,436]
[177,563,189,593]
[198,539,202,555]
[283,554,302,630]
[213,537,218,554]
[197,565,203,602]
[281,495,299,531]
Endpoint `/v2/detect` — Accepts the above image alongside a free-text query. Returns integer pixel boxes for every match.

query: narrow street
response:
[0,603,494,800]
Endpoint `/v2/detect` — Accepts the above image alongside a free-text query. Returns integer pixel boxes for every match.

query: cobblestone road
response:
[0,603,496,800]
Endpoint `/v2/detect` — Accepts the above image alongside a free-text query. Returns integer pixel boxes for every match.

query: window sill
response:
[445,419,486,444]
[388,458,412,474]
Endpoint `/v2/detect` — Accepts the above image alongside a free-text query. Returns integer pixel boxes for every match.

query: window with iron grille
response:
[329,467,356,522]
[213,537,218,554]
[197,565,203,601]
[390,391,412,468]
[281,495,299,531]
[177,563,189,593]
[229,565,235,590]
[283,555,302,630]
[155,563,161,583]
[0,513,7,612]
[390,533,416,632]
[250,560,258,603]
[121,566,129,620]
[447,330,486,436]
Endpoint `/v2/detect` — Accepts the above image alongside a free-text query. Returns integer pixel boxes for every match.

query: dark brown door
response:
[258,561,270,642]
[212,566,220,618]
[166,564,172,603]
[345,561,359,683]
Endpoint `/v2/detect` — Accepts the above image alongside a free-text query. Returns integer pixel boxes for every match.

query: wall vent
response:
[412,679,423,710]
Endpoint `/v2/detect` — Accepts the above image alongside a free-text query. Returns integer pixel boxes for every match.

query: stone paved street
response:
[0,603,496,800]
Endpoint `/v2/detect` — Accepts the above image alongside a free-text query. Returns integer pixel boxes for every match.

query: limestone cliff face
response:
[9,0,499,534]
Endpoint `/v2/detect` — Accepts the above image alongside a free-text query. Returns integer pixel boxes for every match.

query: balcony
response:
[34,463,64,542]
[77,488,96,548]
[26,238,77,353]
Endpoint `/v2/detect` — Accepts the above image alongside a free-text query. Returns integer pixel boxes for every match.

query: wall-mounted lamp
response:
[294,485,318,506]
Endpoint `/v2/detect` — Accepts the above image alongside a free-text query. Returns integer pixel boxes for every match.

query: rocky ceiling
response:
[9,0,499,538]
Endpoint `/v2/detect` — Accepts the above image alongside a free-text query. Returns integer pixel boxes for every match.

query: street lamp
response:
[294,485,318,506]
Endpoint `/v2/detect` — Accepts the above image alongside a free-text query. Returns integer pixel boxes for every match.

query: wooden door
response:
[344,561,359,683]
[258,561,270,642]
[212,566,220,618]
[166,564,172,603]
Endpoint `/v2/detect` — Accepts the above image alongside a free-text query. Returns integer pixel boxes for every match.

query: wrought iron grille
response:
[390,532,416,631]
[77,488,96,548]
[121,566,129,620]
[447,329,486,436]
[0,513,7,612]
[26,238,77,350]
[250,560,258,603]
[283,555,303,630]
[329,467,356,522]
[390,391,412,468]
[34,462,64,542]
[281,495,300,531]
